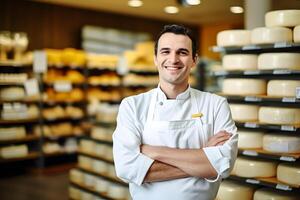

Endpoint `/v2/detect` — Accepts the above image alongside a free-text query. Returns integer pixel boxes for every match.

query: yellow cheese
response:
[229,104,259,122]
[251,27,293,44]
[267,80,300,97]
[223,78,266,96]
[294,25,300,42]
[217,30,251,47]
[277,163,300,186]
[238,130,264,149]
[258,53,300,70]
[265,10,300,27]
[254,188,299,200]
[259,107,300,125]
[222,54,258,71]
[263,133,300,153]
[216,180,254,200]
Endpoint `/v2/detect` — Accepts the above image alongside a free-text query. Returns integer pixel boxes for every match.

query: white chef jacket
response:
[113,86,238,200]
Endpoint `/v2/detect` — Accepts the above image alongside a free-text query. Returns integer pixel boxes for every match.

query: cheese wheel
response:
[294,25,300,42]
[0,87,25,101]
[216,180,254,200]
[277,163,300,186]
[222,54,258,71]
[92,160,108,174]
[69,187,81,200]
[254,188,299,200]
[232,157,277,178]
[0,145,28,158]
[267,80,300,97]
[107,184,128,199]
[223,78,266,96]
[229,104,259,122]
[258,53,300,70]
[259,107,300,125]
[78,155,93,170]
[265,10,300,27]
[251,27,293,44]
[79,139,95,154]
[263,133,300,153]
[95,177,109,193]
[238,131,264,149]
[217,30,251,47]
[69,169,83,184]
[83,173,95,187]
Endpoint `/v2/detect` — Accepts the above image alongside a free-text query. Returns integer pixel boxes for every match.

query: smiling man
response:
[113,24,238,200]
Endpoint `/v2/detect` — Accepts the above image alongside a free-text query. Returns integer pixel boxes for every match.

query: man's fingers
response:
[206,132,232,147]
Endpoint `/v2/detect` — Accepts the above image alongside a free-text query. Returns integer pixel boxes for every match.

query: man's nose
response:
[169,52,179,63]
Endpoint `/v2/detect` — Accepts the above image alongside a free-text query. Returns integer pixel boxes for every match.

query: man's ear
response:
[192,54,198,66]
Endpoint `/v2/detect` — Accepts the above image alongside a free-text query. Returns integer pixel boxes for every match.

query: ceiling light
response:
[185,0,201,6]
[128,0,143,8]
[164,6,179,14]
[230,6,244,14]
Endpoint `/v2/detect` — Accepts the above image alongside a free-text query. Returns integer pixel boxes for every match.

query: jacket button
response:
[159,102,163,106]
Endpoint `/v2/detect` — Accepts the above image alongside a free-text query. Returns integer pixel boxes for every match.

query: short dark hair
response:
[154,24,198,59]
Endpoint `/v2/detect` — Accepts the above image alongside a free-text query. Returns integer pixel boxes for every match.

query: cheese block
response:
[216,180,254,200]
[217,30,251,47]
[69,187,81,200]
[267,80,300,97]
[108,164,117,178]
[277,163,300,186]
[222,54,258,71]
[79,139,95,154]
[91,126,113,142]
[0,145,28,158]
[223,78,266,96]
[92,160,109,174]
[0,127,26,140]
[80,191,93,200]
[238,130,264,149]
[253,188,299,200]
[265,10,300,27]
[83,173,95,187]
[259,107,300,125]
[95,177,109,193]
[94,143,107,157]
[263,133,300,153]
[69,169,83,184]
[294,25,300,42]
[251,27,293,44]
[231,157,277,178]
[258,53,300,70]
[0,87,25,101]
[78,155,93,170]
[107,184,128,199]
[229,104,259,122]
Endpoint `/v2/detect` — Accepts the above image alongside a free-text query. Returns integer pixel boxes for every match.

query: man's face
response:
[154,32,196,86]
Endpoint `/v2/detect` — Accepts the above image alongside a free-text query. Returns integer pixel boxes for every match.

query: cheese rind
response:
[251,27,293,44]
[229,104,259,122]
[259,107,300,125]
[265,10,300,27]
[263,133,300,153]
[277,163,300,186]
[294,25,300,42]
[258,53,300,70]
[216,180,254,200]
[223,78,266,95]
[253,188,299,200]
[217,30,251,47]
[238,131,264,149]
[267,80,300,97]
[222,54,258,71]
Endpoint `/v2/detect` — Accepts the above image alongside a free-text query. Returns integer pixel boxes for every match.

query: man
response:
[113,24,238,200]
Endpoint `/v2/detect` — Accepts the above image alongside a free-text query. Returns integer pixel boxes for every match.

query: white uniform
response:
[113,86,238,200]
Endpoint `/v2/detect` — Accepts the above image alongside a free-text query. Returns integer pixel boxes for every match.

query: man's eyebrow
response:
[159,47,170,52]
[177,48,189,53]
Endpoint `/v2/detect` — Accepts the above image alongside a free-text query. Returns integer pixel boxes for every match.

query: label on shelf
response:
[212,46,225,52]
[273,69,291,74]
[244,122,258,128]
[33,51,47,73]
[214,71,228,76]
[282,97,296,102]
[246,179,260,184]
[242,45,258,50]
[243,150,258,156]
[274,42,292,48]
[54,81,72,92]
[24,78,39,96]
[280,156,296,162]
[276,183,292,191]
[281,125,295,131]
[245,96,261,102]
[243,70,260,75]
[296,87,300,99]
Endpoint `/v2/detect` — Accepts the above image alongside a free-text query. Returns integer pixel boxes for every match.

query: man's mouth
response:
[164,66,183,70]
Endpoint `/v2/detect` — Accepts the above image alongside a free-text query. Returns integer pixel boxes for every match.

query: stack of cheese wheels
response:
[253,188,299,200]
[277,163,300,186]
[223,78,266,95]
[222,54,258,71]
[259,107,300,125]
[265,10,300,27]
[294,25,300,42]
[263,133,300,153]
[217,30,251,47]
[267,80,300,97]
[216,180,254,200]
[231,157,277,178]
[251,27,293,44]
[258,53,300,70]
[229,104,259,122]
[238,130,264,149]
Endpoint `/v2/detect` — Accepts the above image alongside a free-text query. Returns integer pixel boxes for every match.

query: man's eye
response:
[161,51,169,54]
[179,51,188,55]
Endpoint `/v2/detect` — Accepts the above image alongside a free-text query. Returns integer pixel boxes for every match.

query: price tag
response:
[296,87,300,99]
[212,46,225,52]
[214,71,228,76]
[274,42,292,48]
[24,78,39,96]
[281,125,295,131]
[282,97,296,102]
[276,183,292,191]
[242,45,258,50]
[246,179,260,184]
[245,96,261,102]
[243,70,260,75]
[273,69,291,74]
[280,156,296,162]
[54,81,72,92]
[245,122,258,128]
[243,150,258,156]
[33,51,47,73]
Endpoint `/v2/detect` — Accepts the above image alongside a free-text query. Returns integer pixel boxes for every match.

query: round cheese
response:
[69,169,83,184]
[267,80,300,97]
[229,104,259,122]
[78,155,93,170]
[263,133,300,153]
[217,30,251,47]
[254,188,299,200]
[223,78,266,96]
[95,177,109,193]
[238,130,264,149]
[222,54,258,71]
[277,163,300,186]
[258,53,300,70]
[83,173,96,187]
[232,157,277,178]
[251,27,293,44]
[69,187,81,200]
[107,184,128,199]
[216,180,254,200]
[92,160,108,174]
[294,25,300,42]
[0,87,25,101]
[79,139,95,154]
[259,107,300,125]
[265,10,300,27]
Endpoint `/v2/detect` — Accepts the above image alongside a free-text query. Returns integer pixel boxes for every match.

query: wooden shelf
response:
[238,149,300,162]
[0,134,40,144]
[235,122,300,132]
[78,150,114,165]
[0,151,39,163]
[220,94,300,104]
[0,118,39,125]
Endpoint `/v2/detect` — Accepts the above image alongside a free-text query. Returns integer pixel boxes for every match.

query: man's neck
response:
[159,82,189,99]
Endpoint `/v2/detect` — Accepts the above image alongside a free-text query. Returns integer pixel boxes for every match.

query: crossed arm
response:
[142,131,232,183]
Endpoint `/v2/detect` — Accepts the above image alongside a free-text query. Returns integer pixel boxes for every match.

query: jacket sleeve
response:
[202,99,238,182]
[113,98,154,185]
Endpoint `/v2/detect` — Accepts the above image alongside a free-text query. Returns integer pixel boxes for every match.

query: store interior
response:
[1,0,300,199]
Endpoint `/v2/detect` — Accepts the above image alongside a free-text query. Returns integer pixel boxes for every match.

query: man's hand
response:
[205,130,232,147]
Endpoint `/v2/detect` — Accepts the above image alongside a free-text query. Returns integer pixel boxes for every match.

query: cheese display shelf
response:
[219,94,300,104]
[0,152,40,164]
[0,134,40,145]
[235,122,300,133]
[238,149,300,162]
[211,69,300,78]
